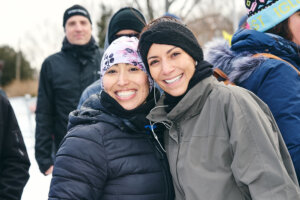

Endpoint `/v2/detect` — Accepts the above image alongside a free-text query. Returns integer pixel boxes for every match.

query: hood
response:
[204,38,265,83]
[204,29,300,83]
[68,93,126,131]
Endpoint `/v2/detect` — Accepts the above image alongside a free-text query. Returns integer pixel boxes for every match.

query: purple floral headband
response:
[100,36,153,91]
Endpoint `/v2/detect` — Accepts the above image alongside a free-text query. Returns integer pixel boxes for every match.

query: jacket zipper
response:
[147,134,173,200]
[174,123,186,199]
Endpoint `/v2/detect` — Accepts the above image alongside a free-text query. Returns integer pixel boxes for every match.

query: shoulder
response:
[65,121,117,145]
[0,95,14,117]
[245,58,300,90]
[259,58,298,72]
[211,81,269,113]
[84,80,101,95]
[41,51,69,67]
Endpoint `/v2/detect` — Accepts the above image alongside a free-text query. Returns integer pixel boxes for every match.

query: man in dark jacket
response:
[35,4,103,175]
[0,95,30,200]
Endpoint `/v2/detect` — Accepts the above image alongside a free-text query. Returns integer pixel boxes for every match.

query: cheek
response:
[138,75,150,93]
[149,67,160,81]
[102,76,112,91]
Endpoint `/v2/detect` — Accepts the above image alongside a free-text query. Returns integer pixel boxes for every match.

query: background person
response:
[35,4,103,175]
[205,0,300,182]
[48,36,174,200]
[138,17,300,199]
[0,95,30,200]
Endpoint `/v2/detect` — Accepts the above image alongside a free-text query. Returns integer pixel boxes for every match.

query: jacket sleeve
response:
[35,59,55,174]
[227,89,300,199]
[0,96,30,200]
[48,125,107,200]
[250,60,300,182]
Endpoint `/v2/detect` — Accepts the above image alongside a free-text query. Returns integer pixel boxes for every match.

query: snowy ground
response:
[9,96,51,200]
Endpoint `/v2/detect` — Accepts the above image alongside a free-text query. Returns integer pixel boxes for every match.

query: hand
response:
[45,165,53,175]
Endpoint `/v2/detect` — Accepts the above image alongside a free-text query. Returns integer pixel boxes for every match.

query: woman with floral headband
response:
[48,36,174,200]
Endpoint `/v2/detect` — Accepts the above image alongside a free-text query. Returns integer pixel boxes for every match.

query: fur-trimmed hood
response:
[204,38,265,83]
[204,29,300,84]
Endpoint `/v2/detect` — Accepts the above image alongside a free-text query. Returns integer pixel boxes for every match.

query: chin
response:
[120,104,136,111]
[166,88,187,97]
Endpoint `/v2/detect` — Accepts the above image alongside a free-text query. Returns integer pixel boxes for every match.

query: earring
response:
[195,61,198,66]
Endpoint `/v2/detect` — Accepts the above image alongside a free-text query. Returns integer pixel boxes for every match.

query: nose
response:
[161,59,175,75]
[74,23,83,31]
[117,71,129,86]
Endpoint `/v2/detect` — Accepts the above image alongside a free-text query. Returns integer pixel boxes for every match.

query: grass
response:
[3,79,38,97]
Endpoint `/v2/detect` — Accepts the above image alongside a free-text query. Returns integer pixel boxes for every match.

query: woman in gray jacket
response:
[138,17,300,200]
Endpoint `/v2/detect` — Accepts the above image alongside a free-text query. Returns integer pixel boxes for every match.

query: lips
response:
[115,90,136,100]
[164,74,182,84]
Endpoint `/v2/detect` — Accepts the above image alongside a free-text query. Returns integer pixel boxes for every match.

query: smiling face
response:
[289,11,300,46]
[102,63,150,110]
[65,15,92,45]
[147,44,196,96]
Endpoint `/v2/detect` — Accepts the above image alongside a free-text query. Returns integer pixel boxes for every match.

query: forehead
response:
[148,44,177,56]
[66,15,90,24]
[116,29,139,35]
[110,63,137,68]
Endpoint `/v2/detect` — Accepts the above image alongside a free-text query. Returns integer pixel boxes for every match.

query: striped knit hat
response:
[246,0,300,32]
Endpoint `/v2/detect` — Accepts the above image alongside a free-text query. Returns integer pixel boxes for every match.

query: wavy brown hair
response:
[265,18,293,41]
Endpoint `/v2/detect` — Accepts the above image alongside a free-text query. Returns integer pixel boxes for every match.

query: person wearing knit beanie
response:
[107,7,146,44]
[246,0,300,32]
[205,0,300,188]
[63,4,92,27]
[139,17,212,98]
[34,3,102,176]
[139,16,300,200]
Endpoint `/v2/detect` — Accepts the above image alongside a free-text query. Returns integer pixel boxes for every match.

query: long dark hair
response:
[265,18,293,41]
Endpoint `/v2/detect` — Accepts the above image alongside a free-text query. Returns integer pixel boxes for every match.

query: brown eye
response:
[106,69,117,74]
[172,52,180,57]
[149,60,158,66]
[129,67,139,72]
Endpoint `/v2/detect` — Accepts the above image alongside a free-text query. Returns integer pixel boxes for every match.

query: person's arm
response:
[0,96,30,200]
[48,125,107,200]
[227,89,300,199]
[35,59,55,174]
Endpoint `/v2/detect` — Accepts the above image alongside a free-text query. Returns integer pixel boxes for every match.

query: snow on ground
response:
[9,96,51,200]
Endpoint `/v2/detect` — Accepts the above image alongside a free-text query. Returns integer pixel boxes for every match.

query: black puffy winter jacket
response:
[49,91,174,200]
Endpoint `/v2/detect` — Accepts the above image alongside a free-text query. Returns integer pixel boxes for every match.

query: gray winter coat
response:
[147,76,300,200]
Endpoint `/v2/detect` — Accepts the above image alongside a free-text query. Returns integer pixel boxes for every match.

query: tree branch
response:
[146,0,154,20]
[133,0,143,12]
[182,0,202,20]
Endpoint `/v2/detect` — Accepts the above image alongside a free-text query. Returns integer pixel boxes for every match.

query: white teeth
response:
[165,74,182,84]
[117,90,135,98]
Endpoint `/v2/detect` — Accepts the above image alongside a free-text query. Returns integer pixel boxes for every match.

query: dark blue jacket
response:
[49,92,174,200]
[205,29,300,182]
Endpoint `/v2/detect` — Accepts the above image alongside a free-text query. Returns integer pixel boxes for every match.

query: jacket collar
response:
[147,76,215,124]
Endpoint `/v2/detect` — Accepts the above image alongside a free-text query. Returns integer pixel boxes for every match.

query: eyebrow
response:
[147,46,178,60]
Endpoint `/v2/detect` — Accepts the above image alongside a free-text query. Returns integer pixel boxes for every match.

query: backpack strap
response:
[253,53,300,76]
[213,68,235,85]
